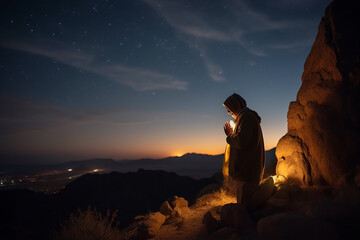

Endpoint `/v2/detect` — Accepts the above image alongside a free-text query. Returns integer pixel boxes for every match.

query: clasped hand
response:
[224,121,232,136]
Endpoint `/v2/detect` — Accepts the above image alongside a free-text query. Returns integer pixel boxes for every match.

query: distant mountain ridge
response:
[1,149,276,179]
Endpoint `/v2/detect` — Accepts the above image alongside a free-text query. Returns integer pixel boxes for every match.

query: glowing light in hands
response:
[229,120,236,132]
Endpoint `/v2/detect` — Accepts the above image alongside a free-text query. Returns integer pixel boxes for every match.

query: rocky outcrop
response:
[126,195,192,239]
[276,0,360,187]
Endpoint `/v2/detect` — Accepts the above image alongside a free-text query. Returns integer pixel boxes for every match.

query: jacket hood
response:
[223,93,247,116]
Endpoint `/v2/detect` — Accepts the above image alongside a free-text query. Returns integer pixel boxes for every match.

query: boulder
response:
[276,135,312,185]
[220,203,254,229]
[275,0,360,187]
[202,211,220,233]
[137,212,165,240]
[159,201,173,216]
[257,212,340,240]
[171,196,189,210]
[247,177,277,211]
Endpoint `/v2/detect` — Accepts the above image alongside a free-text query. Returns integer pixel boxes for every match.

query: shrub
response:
[54,206,122,240]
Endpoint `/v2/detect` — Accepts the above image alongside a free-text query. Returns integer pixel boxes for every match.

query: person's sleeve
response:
[226,114,254,149]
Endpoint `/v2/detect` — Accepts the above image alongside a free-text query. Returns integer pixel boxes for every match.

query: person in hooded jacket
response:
[223,93,265,205]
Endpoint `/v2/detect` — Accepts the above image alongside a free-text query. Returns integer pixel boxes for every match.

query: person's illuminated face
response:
[225,106,237,119]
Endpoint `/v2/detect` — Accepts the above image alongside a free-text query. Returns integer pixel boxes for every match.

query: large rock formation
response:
[276,0,360,187]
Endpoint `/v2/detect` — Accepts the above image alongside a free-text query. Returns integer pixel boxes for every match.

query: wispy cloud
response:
[230,0,291,32]
[190,41,225,82]
[0,94,149,135]
[144,0,292,53]
[143,0,298,81]
[0,39,187,91]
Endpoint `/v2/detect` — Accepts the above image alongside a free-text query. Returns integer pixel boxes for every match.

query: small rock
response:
[173,206,182,216]
[202,211,220,233]
[172,196,189,210]
[165,206,184,225]
[247,177,277,210]
[137,212,165,240]
[160,201,173,216]
[220,203,254,229]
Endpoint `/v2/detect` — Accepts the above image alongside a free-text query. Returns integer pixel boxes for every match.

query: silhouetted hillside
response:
[116,153,224,178]
[0,169,219,240]
[56,169,219,227]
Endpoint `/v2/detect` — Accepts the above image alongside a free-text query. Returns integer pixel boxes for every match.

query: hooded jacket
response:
[226,107,265,183]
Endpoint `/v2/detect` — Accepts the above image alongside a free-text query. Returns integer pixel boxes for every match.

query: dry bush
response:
[54,206,122,240]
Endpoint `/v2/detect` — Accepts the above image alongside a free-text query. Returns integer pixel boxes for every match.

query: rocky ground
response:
[122,177,360,240]
[121,188,237,240]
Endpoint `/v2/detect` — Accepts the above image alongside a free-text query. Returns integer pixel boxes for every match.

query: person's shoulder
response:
[243,108,261,123]
[241,108,253,117]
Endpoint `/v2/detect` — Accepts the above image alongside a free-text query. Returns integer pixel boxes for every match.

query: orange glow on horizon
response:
[173,152,183,157]
[6,134,279,163]
[168,143,277,158]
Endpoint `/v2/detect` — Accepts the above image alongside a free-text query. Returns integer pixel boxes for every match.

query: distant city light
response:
[68,168,73,172]
[93,169,99,172]
[68,176,72,179]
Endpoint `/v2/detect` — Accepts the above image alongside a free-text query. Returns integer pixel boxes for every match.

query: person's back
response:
[223,93,265,204]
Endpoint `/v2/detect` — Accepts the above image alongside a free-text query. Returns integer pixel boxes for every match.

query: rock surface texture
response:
[137,212,166,240]
[276,0,360,187]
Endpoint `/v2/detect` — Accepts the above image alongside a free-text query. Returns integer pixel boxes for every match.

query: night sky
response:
[0,0,331,164]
